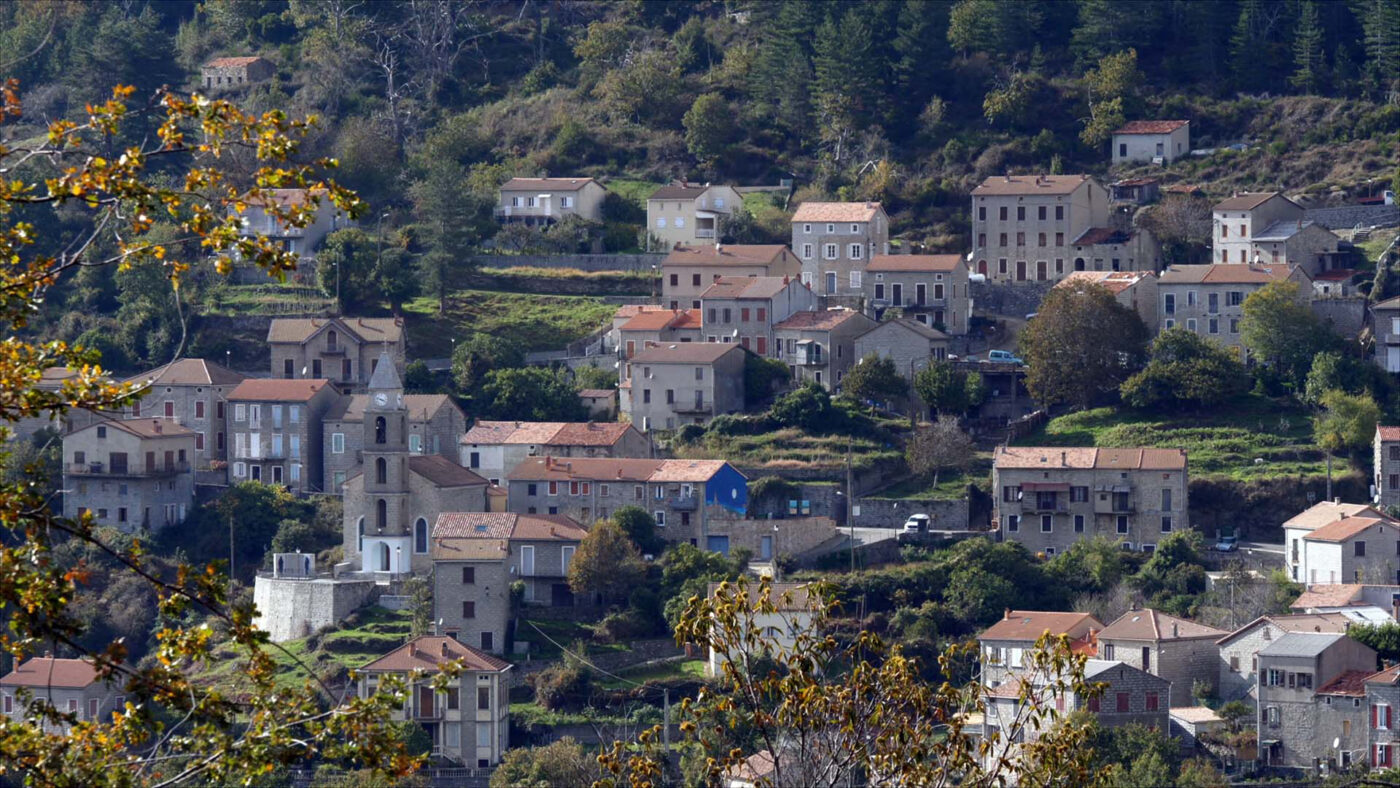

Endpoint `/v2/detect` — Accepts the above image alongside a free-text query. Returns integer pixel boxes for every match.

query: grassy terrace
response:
[606,179,663,209]
[872,453,994,499]
[200,282,333,316]
[671,427,903,472]
[1013,395,1329,481]
[403,290,618,357]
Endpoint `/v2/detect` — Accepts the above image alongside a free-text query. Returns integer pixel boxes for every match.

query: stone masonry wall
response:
[465,253,667,273]
[852,497,970,530]
[252,576,381,642]
[970,280,1055,318]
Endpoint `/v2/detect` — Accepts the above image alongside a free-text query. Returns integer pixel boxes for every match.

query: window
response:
[332,433,344,454]
[1007,515,1019,532]
[414,518,428,554]
[1055,232,1064,246]
[1115,692,1129,713]
[1040,514,1053,532]
[462,566,474,584]
[233,461,246,478]
[802,243,813,259]
[802,224,812,234]
[409,434,422,453]
[548,481,558,496]
[655,511,666,526]
[1229,656,1239,671]
[1161,516,1172,533]
[824,244,838,259]
[978,206,986,221]
[1116,516,1128,534]
[1086,696,1100,712]
[826,224,835,233]
[1357,541,1367,557]
[999,233,1008,247]
[999,206,1008,221]
[462,601,475,619]
[1055,206,1064,221]
[1376,703,1392,730]
[1265,706,1281,727]
[1074,515,1084,532]
[1145,692,1158,711]
[1038,232,1046,246]
[849,243,863,260]
[849,271,862,289]
[1016,232,1025,246]
[1208,318,1219,334]
[478,687,491,711]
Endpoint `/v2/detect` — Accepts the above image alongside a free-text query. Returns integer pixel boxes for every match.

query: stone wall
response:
[970,280,1055,318]
[455,271,655,296]
[705,516,839,558]
[851,497,970,530]
[1311,297,1367,339]
[251,575,382,642]
[466,253,667,273]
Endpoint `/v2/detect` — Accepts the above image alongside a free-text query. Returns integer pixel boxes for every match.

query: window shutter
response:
[1374,705,1380,729]
[1388,705,1393,729]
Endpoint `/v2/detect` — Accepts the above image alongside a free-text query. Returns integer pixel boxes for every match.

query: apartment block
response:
[979,610,1103,688]
[791,202,889,297]
[865,254,971,335]
[226,378,340,494]
[699,276,818,355]
[1372,300,1400,373]
[1156,263,1312,359]
[619,343,746,432]
[267,316,405,390]
[773,308,877,391]
[852,318,950,385]
[62,418,196,532]
[1212,192,1344,275]
[122,358,245,472]
[1,657,123,734]
[1215,613,1351,704]
[1096,607,1226,706]
[660,245,802,310]
[459,421,651,487]
[970,174,1110,283]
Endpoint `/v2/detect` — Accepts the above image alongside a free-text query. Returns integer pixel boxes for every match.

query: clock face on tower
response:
[373,393,388,407]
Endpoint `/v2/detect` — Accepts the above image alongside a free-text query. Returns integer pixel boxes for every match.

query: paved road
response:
[1239,541,1284,554]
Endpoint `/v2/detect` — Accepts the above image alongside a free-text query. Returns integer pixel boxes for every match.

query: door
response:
[1037,261,1047,280]
[481,631,494,652]
[760,535,773,560]
[826,272,837,294]
[109,452,128,474]
[891,283,903,306]
[756,336,767,355]
[379,542,390,572]
[706,535,730,555]
[1016,261,1026,281]
[520,545,535,577]
[250,465,261,481]
[915,283,926,305]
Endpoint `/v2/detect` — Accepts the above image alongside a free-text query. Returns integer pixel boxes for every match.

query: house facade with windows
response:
[1377,427,1400,507]
[322,393,465,495]
[970,174,1111,283]
[660,245,803,311]
[1096,607,1226,706]
[1366,665,1400,770]
[62,418,196,533]
[1291,512,1400,586]
[865,254,970,334]
[504,457,748,550]
[1110,120,1190,165]
[267,316,406,390]
[1372,300,1400,374]
[851,318,950,385]
[432,512,588,655]
[979,610,1104,688]
[992,446,1189,555]
[235,188,348,259]
[496,177,606,225]
[1156,263,1312,359]
[790,202,889,298]
[201,56,275,90]
[646,182,743,249]
[773,308,877,391]
[1216,613,1352,704]
[357,636,512,767]
[1283,501,1389,584]
[227,378,339,493]
[1055,270,1158,329]
[619,343,746,432]
[1,656,123,734]
[121,358,245,476]
[1212,192,1344,275]
[982,660,1171,747]
[1067,226,1162,276]
[1256,632,1377,769]
[617,309,703,358]
[706,582,818,678]
[699,276,818,355]
[458,421,651,488]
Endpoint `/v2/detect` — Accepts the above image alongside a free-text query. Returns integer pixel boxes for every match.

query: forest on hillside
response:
[4,0,1400,372]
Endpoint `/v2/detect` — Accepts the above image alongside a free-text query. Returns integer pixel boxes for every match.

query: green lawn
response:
[402,290,618,357]
[200,282,334,316]
[673,427,903,472]
[1014,396,1331,481]
[596,659,707,689]
[514,616,629,660]
[1359,231,1399,263]
[872,453,993,499]
[606,179,663,210]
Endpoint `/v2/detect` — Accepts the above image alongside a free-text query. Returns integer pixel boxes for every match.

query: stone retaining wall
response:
[467,253,666,272]
[970,280,1054,318]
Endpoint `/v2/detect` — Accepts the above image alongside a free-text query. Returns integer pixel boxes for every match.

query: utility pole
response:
[663,688,671,759]
[228,502,235,596]
[1326,453,1333,502]
[847,438,855,575]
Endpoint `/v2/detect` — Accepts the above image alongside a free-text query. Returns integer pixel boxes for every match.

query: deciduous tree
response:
[480,367,587,422]
[906,415,976,487]
[1240,280,1334,387]
[843,353,909,404]
[1120,328,1249,412]
[1019,280,1149,410]
[1314,389,1381,456]
[568,521,646,604]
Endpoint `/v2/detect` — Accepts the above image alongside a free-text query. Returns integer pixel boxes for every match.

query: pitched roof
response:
[725,751,778,783]
[1303,515,1398,543]
[1215,613,1351,645]
[0,657,101,689]
[866,254,963,273]
[205,56,267,68]
[1258,632,1346,658]
[1369,664,1400,686]
[858,317,948,343]
[367,351,402,391]
[1114,120,1189,135]
[509,457,737,484]
[228,378,331,402]
[76,417,193,440]
[972,174,1094,197]
[1098,609,1226,642]
[629,342,742,365]
[1380,426,1400,442]
[1169,706,1224,724]
[700,276,796,300]
[979,610,1104,642]
[1056,270,1156,295]
[500,177,599,192]
[1374,297,1400,312]
[648,183,709,201]
[994,446,1187,471]
[361,636,511,673]
[1318,670,1379,696]
[1072,227,1134,246]
[126,358,246,387]
[791,202,883,223]
[1094,448,1189,471]
[243,188,328,209]
[547,422,638,448]
[433,512,586,545]
[620,309,692,331]
[579,388,615,399]
[460,421,637,448]
[267,317,403,345]
[327,394,456,423]
[1158,263,1298,284]
[662,245,792,268]
[774,308,869,332]
[1288,502,1385,532]
[1252,219,1319,242]
[1290,585,1367,610]
[409,455,488,488]
[707,581,817,612]
[613,304,672,321]
[649,459,732,482]
[1213,192,1289,212]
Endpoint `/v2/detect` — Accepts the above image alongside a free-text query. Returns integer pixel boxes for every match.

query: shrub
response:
[528,664,593,711]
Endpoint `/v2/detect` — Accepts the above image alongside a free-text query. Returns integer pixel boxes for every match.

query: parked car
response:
[986,349,1025,365]
[1215,535,1239,553]
[902,514,931,534]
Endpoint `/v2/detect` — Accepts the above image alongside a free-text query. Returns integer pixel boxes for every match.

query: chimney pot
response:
[1004,608,1012,620]
[440,641,449,656]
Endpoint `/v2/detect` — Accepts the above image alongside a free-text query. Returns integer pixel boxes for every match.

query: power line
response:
[521,619,673,698]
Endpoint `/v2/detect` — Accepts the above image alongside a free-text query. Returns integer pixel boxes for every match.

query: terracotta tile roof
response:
[462,421,565,446]
[1094,448,1188,471]
[547,422,637,447]
[0,657,101,689]
[266,317,403,345]
[973,174,1094,197]
[858,317,948,343]
[77,417,193,440]
[775,308,869,332]
[662,245,793,268]
[1291,585,1367,609]
[205,56,267,68]
[986,676,1029,699]
[500,177,599,192]
[229,378,331,402]
[700,276,796,300]
[1378,426,1400,441]
[1216,613,1351,645]
[433,512,585,544]
[613,305,671,321]
[865,254,963,273]
[409,455,488,488]
[1099,609,1226,641]
[674,310,703,329]
[1114,120,1189,135]
[1158,263,1299,284]
[1368,664,1400,686]
[126,358,246,387]
[791,202,883,223]
[1319,670,1379,696]
[725,751,778,783]
[1072,227,1133,246]
[361,636,510,673]
[707,581,817,612]
[1303,515,1397,543]
[648,183,709,201]
[629,342,742,365]
[1056,270,1155,295]
[579,389,615,399]
[980,610,1104,642]
[620,309,689,331]
[326,394,456,422]
[1170,706,1223,724]
[1284,502,1382,531]
[995,446,1100,470]
[650,459,733,482]
[1314,268,1358,282]
[512,515,588,541]
[509,457,736,484]
[1212,192,1283,211]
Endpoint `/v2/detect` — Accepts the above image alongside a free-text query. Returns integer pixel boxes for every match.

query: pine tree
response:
[750,0,821,136]
[1290,0,1325,93]
[1229,0,1265,92]
[1357,0,1400,94]
[891,0,949,125]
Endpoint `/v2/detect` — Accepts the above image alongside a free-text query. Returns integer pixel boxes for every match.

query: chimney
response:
[153,420,161,434]
[1004,608,1012,620]
[1060,451,1066,464]
[440,641,449,656]
[715,242,723,255]
[1335,497,1341,504]
[1171,622,1178,638]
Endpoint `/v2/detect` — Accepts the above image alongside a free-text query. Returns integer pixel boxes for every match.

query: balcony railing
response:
[68,461,191,477]
[669,495,699,511]
[695,229,715,239]
[673,403,713,415]
[320,345,346,355]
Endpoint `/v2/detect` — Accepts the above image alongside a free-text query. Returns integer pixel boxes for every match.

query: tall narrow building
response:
[359,351,411,573]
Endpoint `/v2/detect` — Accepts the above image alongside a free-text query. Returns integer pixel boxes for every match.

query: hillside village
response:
[7,1,1400,786]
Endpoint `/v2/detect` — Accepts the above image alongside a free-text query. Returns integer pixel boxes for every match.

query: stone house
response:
[852,318,950,386]
[459,421,652,488]
[1290,583,1400,615]
[979,609,1104,688]
[982,660,1171,750]
[1370,299,1400,373]
[773,308,877,391]
[865,254,971,334]
[1212,192,1345,275]
[1110,120,1190,165]
[1256,632,1377,769]
[1169,706,1226,753]
[504,457,748,550]
[236,187,348,259]
[1366,665,1400,770]
[1067,227,1162,275]
[660,245,803,311]
[62,418,196,532]
[201,56,275,90]
[1376,427,1400,508]
[0,656,123,733]
[267,316,406,390]
[1096,607,1227,706]
[699,276,819,356]
[790,202,890,298]
[227,378,339,494]
[1215,613,1352,704]
[579,389,615,420]
[619,342,746,432]
[432,512,588,654]
[701,515,838,564]
[1313,669,1375,771]
[1055,270,1158,330]
[991,446,1189,555]
[1156,263,1312,359]
[1283,500,1389,584]
[323,393,465,495]
[970,174,1110,283]
[646,182,744,249]
[706,582,818,678]
[357,636,512,767]
[1291,511,1400,586]
[121,358,245,475]
[617,309,703,358]
[496,177,606,225]
[1110,177,1161,205]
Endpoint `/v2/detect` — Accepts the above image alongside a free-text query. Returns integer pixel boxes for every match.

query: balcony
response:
[673,403,713,415]
[669,495,699,511]
[320,345,346,355]
[68,461,190,478]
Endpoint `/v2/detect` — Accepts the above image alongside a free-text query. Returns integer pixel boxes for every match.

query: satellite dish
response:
[731,328,739,337]
[1333,737,1341,749]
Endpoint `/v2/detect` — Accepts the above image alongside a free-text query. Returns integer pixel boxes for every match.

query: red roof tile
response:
[866,254,963,273]
[1318,670,1379,697]
[409,455,488,488]
[791,202,884,223]
[0,657,101,689]
[980,611,1104,642]
[1304,515,1397,543]
[1378,426,1400,442]
[629,343,742,365]
[663,245,795,268]
[361,636,511,673]
[1114,120,1189,135]
[228,378,332,402]
[774,309,870,332]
